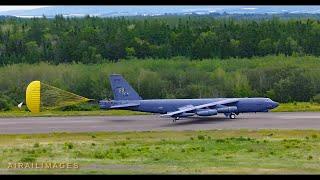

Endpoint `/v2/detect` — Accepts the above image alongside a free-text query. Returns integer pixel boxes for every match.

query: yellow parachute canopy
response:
[26,81,91,113]
[26,81,41,113]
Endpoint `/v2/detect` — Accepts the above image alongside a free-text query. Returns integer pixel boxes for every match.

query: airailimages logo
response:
[7,162,79,169]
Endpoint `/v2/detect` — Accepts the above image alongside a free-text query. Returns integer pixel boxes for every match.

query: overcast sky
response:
[0,6,49,12]
[0,5,318,13]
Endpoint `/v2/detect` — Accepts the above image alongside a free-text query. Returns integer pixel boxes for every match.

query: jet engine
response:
[196,109,218,116]
[217,106,238,113]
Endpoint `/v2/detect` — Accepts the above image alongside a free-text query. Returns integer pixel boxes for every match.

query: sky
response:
[0,6,48,12]
[0,5,318,14]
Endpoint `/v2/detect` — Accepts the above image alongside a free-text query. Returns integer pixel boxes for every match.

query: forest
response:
[1,15,320,110]
[1,55,320,111]
[1,15,320,64]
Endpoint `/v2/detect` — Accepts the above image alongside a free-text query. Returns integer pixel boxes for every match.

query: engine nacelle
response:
[196,109,218,116]
[217,106,238,113]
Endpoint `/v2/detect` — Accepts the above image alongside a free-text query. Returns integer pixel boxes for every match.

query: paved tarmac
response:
[0,112,320,134]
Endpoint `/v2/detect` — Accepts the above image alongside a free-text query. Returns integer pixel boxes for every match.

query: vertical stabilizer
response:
[109,74,142,100]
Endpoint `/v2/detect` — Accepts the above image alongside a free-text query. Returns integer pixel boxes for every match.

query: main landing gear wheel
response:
[229,113,236,119]
[173,117,180,122]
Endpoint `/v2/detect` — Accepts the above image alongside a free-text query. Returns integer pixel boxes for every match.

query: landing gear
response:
[173,117,180,122]
[229,113,236,119]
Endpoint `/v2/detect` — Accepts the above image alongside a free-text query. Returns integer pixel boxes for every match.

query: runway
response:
[0,112,320,134]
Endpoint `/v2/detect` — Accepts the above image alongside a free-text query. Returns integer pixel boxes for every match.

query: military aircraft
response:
[99,74,279,122]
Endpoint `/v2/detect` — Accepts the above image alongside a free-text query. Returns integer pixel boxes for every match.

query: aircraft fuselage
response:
[100,97,279,115]
[100,74,279,120]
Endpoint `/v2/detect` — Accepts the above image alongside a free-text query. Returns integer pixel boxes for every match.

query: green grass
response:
[0,130,320,174]
[272,102,320,112]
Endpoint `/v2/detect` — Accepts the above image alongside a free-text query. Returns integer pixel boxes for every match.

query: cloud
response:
[0,6,49,12]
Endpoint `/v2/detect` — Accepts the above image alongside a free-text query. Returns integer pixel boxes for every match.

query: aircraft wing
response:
[160,98,239,117]
[110,102,140,109]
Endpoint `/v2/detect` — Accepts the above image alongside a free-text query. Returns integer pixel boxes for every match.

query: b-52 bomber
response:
[99,74,279,122]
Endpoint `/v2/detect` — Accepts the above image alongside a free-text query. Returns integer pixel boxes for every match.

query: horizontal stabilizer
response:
[110,103,140,109]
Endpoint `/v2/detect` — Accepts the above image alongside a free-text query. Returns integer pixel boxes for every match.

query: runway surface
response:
[0,112,320,134]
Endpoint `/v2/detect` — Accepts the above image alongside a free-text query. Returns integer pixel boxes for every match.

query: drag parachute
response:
[25,81,92,113]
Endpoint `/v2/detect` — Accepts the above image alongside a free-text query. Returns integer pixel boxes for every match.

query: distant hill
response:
[1,6,320,18]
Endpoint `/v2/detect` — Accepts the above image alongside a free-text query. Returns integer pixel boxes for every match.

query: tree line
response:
[1,56,320,111]
[1,15,320,64]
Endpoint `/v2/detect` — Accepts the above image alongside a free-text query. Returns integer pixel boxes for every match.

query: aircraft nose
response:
[267,100,279,109]
[272,101,279,108]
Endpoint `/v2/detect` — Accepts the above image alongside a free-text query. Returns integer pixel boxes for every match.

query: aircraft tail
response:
[109,74,142,101]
